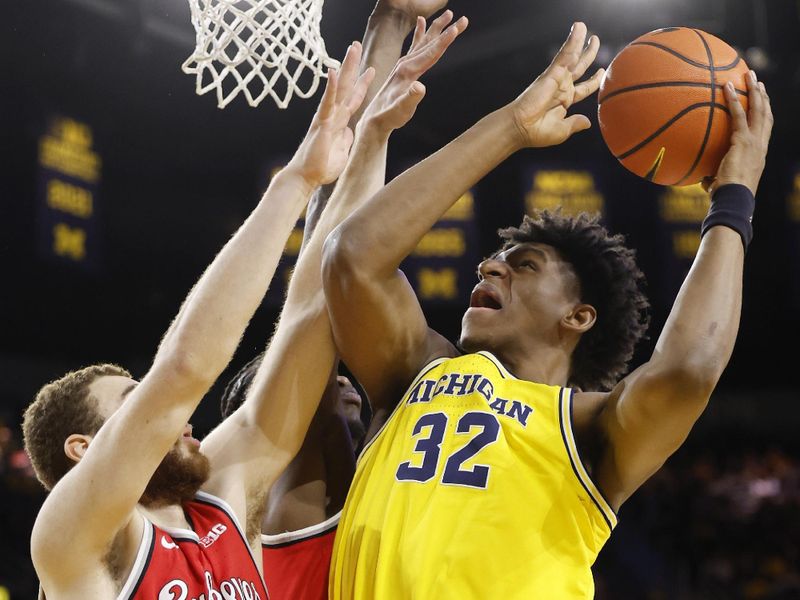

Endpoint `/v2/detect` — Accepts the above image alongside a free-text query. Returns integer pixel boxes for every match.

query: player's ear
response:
[562,303,596,334]
[64,433,93,465]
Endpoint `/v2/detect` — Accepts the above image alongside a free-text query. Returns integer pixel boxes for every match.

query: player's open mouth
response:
[469,285,503,310]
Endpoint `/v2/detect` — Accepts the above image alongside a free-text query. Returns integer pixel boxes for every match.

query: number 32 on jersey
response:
[396,411,500,489]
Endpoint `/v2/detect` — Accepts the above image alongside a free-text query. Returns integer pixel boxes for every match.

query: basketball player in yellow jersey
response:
[322,22,774,599]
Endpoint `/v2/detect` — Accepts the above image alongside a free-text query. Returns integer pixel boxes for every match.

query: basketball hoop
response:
[182,0,340,109]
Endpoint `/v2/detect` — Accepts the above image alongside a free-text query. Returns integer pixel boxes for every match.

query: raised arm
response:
[351,0,447,123]
[594,73,774,510]
[300,0,438,252]
[29,63,354,589]
[323,23,604,409]
[199,21,462,527]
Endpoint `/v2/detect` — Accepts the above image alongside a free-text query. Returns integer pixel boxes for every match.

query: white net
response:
[181,0,340,109]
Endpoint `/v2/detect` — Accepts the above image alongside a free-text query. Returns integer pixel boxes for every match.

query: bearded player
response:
[323,22,773,598]
[23,43,376,599]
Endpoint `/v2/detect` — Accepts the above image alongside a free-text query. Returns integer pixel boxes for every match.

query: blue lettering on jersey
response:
[444,373,475,395]
[488,397,508,415]
[406,372,533,427]
[475,377,494,402]
[507,400,533,427]
[408,378,437,404]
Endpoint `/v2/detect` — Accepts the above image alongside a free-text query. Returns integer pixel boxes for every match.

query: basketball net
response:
[181,0,340,109]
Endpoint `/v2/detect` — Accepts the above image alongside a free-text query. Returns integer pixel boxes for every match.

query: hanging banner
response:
[520,162,703,311]
[262,153,480,308]
[36,116,101,270]
[655,183,709,300]
[658,184,709,260]
[400,189,480,305]
[523,167,605,217]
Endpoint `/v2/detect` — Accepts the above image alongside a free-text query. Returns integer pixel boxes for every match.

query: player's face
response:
[335,375,366,445]
[87,375,210,505]
[459,242,582,356]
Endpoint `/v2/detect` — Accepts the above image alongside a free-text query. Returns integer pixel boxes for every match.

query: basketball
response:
[598,27,750,186]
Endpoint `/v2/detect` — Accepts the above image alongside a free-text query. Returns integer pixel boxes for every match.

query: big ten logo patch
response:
[199,523,227,548]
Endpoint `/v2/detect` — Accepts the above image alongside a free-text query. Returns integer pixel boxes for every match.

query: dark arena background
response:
[2,0,800,598]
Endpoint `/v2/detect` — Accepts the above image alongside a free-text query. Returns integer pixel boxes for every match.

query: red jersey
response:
[261,512,339,600]
[118,491,269,600]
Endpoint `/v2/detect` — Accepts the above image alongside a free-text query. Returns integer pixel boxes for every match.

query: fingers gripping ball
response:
[598,27,750,186]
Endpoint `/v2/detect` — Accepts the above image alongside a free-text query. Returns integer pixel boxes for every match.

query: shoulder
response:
[377,328,458,406]
[399,328,458,382]
[425,329,461,361]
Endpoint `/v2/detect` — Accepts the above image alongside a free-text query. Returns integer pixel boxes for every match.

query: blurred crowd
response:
[0,417,44,599]
[1,416,798,600]
[597,442,800,599]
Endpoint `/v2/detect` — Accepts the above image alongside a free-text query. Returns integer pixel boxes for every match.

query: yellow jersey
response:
[329,351,617,599]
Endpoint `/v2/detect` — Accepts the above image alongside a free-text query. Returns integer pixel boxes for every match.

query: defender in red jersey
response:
[261,512,340,600]
[23,44,376,600]
[123,493,265,600]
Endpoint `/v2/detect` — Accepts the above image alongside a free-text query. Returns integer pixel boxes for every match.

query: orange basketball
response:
[598,27,750,186]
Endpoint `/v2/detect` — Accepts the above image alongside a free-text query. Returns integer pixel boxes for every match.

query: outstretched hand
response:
[287,43,376,187]
[508,22,604,148]
[362,10,468,134]
[703,71,773,196]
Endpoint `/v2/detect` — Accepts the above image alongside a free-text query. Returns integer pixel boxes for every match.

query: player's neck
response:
[491,344,571,386]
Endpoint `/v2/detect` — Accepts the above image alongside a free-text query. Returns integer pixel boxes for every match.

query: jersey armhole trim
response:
[558,388,618,531]
[158,524,200,542]
[193,491,264,579]
[261,511,340,547]
[116,515,155,600]
[357,356,449,464]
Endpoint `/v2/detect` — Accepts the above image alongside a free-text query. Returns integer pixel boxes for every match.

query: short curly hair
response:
[23,363,132,490]
[497,210,650,391]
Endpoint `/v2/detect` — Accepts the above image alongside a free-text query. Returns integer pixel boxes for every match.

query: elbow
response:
[323,222,394,300]
[674,366,719,403]
[677,352,730,397]
[156,348,218,391]
[322,224,363,285]
[646,359,723,407]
